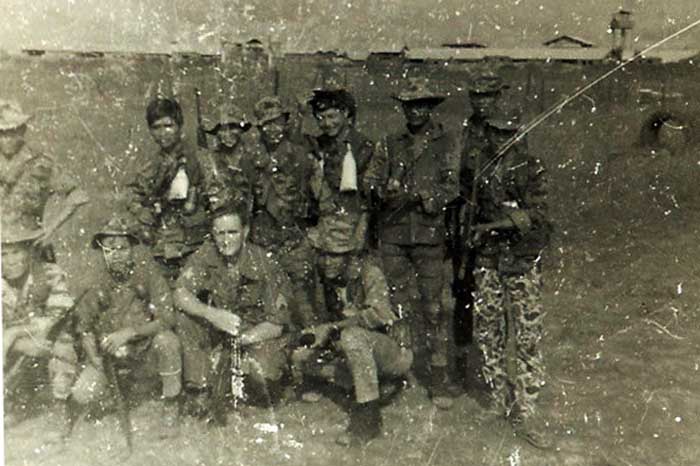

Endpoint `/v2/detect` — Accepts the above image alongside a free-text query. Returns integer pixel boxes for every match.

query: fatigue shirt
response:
[75,257,175,352]
[2,262,75,327]
[307,129,375,251]
[248,139,313,249]
[199,144,253,212]
[0,146,76,229]
[126,141,209,260]
[470,140,551,260]
[176,241,292,331]
[323,255,399,333]
[372,122,459,246]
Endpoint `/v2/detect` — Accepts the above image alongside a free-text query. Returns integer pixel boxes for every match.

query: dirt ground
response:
[5,146,700,466]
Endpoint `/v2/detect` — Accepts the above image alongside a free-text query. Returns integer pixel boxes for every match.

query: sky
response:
[1,0,699,54]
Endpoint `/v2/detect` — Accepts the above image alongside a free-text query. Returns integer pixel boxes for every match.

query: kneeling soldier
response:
[2,220,76,429]
[174,203,294,423]
[292,231,413,446]
[52,214,183,441]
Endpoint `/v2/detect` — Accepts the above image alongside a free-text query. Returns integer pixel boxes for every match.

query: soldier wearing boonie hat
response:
[0,99,87,246]
[366,76,459,411]
[246,95,318,328]
[2,216,77,433]
[54,212,183,440]
[468,109,554,450]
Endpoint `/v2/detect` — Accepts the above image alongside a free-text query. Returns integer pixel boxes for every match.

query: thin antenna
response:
[479,17,700,177]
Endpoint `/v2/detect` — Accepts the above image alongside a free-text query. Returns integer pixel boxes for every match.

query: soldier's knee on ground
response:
[338,327,370,353]
[245,344,288,385]
[71,365,108,405]
[151,331,183,397]
[152,331,182,358]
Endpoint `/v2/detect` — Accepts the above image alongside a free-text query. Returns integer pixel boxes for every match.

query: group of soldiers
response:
[1,70,553,450]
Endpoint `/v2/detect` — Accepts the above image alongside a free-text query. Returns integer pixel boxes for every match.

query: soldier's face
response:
[1,243,31,281]
[470,93,498,118]
[99,236,134,276]
[149,117,182,152]
[212,214,249,258]
[0,126,26,157]
[402,101,433,128]
[318,253,349,285]
[488,130,515,151]
[315,108,349,138]
[260,117,287,147]
[216,124,244,150]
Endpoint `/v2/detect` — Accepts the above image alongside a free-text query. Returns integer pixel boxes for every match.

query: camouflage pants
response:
[472,261,545,419]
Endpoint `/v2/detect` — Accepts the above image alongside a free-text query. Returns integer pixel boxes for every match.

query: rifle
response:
[102,352,133,453]
[202,290,244,426]
[92,292,135,454]
[4,289,89,391]
[194,87,208,149]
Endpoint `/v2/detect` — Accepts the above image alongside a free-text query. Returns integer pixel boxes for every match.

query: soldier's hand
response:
[101,328,137,356]
[341,307,359,319]
[305,323,337,349]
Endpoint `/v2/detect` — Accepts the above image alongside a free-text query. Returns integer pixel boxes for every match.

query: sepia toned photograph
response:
[2,1,700,465]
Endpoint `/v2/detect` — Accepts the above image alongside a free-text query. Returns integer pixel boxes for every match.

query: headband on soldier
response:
[310,91,357,122]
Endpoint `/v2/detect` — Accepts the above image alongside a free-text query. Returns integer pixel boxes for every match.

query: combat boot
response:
[158,396,181,439]
[429,365,453,410]
[336,400,382,447]
[510,406,553,450]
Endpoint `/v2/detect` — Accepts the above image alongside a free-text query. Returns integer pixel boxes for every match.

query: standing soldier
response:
[0,100,88,247]
[448,72,509,386]
[2,219,76,430]
[247,96,317,327]
[468,112,552,449]
[198,103,254,212]
[173,204,294,422]
[291,236,413,446]
[126,97,209,281]
[306,71,376,257]
[51,213,183,441]
[367,77,459,410]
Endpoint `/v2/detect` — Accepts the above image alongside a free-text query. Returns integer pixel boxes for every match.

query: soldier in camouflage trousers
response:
[467,111,552,449]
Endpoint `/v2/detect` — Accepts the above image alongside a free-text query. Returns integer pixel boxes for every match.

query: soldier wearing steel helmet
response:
[0,100,88,247]
[366,77,460,410]
[468,111,553,449]
[245,96,318,328]
[2,218,77,430]
[50,213,183,441]
[199,102,255,212]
